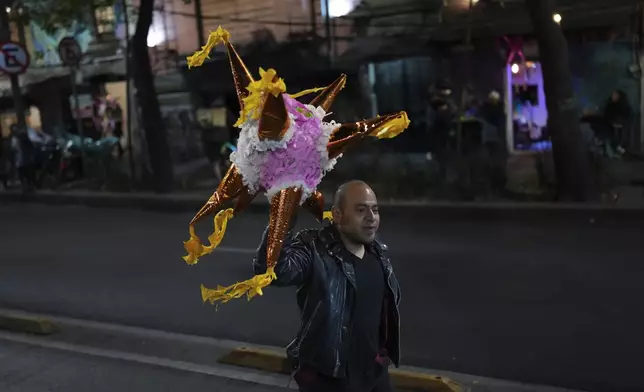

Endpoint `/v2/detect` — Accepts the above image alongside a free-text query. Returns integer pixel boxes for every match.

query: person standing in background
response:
[427,80,456,188]
[480,90,508,193]
[9,124,36,193]
[199,96,234,182]
[0,131,11,189]
[105,95,124,157]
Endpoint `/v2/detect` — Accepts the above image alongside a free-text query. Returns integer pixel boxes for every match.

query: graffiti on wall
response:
[29,21,92,66]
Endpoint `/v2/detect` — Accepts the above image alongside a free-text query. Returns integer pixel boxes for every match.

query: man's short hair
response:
[333,180,369,210]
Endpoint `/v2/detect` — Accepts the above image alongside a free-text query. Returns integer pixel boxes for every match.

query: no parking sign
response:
[0,41,30,75]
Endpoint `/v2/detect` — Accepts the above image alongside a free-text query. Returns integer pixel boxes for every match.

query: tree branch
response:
[132,0,152,48]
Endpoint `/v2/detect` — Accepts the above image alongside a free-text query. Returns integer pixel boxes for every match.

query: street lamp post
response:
[121,0,136,185]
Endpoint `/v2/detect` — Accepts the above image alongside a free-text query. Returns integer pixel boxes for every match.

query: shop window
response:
[95,6,115,34]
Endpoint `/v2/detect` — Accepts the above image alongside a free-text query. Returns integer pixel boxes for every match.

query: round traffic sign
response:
[58,37,82,66]
[0,41,30,75]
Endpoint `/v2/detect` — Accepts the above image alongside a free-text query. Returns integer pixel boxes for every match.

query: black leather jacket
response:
[253,223,402,378]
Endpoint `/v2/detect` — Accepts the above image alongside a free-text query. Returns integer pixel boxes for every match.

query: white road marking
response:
[0,309,583,392]
[0,308,280,352]
[0,330,294,389]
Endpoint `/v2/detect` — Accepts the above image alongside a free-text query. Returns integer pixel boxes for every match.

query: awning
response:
[0,57,126,96]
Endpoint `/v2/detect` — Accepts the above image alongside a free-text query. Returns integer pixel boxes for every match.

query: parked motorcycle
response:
[42,128,122,187]
[34,138,64,188]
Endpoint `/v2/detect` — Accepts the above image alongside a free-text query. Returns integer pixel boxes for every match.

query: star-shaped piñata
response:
[182,26,411,305]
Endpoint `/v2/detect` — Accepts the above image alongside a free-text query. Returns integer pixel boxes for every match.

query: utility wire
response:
[138,5,437,29]
[135,2,634,32]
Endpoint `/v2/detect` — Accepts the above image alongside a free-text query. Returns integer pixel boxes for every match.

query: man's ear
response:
[331,206,341,223]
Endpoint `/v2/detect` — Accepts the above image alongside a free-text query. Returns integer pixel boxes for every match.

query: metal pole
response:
[161,0,170,69]
[122,0,135,183]
[194,0,204,47]
[640,4,644,152]
[16,8,26,46]
[323,0,332,63]
[310,0,317,37]
[331,16,337,58]
[0,9,27,134]
[9,75,26,130]
[70,67,85,175]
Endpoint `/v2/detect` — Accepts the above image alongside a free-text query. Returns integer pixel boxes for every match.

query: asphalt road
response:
[1,204,643,391]
[0,340,288,392]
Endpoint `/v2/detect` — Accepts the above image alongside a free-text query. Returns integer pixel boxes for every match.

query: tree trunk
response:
[525,0,597,201]
[131,0,174,193]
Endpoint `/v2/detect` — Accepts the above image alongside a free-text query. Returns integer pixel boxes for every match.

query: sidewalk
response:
[0,309,584,392]
[2,187,644,223]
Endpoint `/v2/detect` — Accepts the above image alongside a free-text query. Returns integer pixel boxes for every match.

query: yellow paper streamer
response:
[187,26,329,129]
[183,208,234,265]
[290,87,327,99]
[186,26,231,68]
[370,112,412,139]
[201,266,277,304]
[234,68,287,127]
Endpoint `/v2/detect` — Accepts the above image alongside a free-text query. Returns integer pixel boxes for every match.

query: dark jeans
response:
[114,123,124,157]
[294,364,394,392]
[203,141,223,164]
[485,141,507,192]
[18,165,36,191]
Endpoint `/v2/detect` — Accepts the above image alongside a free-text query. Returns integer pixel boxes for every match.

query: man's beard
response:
[345,229,374,245]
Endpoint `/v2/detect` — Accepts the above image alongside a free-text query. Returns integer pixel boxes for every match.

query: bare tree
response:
[525,0,597,201]
[131,0,174,192]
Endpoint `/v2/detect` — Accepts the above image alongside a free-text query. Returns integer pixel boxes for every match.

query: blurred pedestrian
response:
[0,132,10,189]
[9,124,36,192]
[427,80,456,186]
[480,90,508,193]
[254,181,401,392]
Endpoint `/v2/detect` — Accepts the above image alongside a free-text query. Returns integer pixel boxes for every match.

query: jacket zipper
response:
[301,301,321,340]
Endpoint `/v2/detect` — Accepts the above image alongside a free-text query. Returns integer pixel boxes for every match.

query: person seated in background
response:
[603,89,631,155]
[464,98,481,118]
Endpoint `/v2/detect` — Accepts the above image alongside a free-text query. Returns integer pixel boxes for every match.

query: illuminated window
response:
[95,6,115,34]
[321,0,360,18]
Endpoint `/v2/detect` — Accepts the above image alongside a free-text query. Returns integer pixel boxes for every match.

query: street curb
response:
[0,313,58,335]
[218,347,464,392]
[2,190,644,223]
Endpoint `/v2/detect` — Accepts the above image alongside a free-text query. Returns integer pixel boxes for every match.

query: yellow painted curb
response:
[219,347,292,374]
[0,314,58,335]
[390,369,463,392]
[219,348,463,391]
